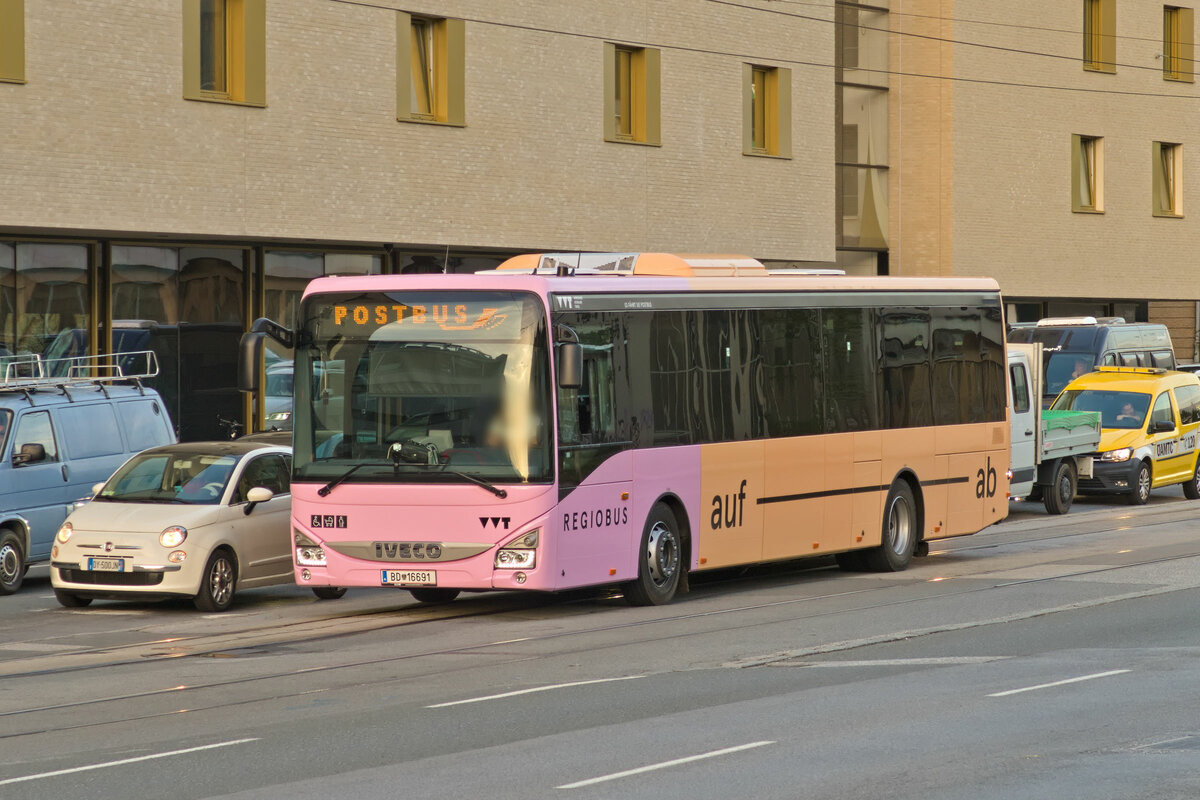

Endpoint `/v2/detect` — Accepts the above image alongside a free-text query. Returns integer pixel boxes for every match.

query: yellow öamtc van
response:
[1050,367,1200,504]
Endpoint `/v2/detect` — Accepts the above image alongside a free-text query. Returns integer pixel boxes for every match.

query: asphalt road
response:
[2,489,1200,799]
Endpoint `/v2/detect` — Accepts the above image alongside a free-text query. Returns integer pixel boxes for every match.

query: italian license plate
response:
[381,569,436,586]
[87,557,126,572]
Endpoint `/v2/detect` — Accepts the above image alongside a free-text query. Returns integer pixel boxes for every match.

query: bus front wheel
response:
[624,503,683,606]
[862,481,917,572]
[410,588,459,604]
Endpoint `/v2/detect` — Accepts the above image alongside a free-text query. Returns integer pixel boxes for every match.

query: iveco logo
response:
[374,542,442,560]
[480,517,510,529]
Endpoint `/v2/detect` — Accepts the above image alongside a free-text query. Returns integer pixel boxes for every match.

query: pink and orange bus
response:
[240,253,1009,606]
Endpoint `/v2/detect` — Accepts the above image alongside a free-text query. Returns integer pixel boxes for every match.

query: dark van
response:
[1007,317,1176,408]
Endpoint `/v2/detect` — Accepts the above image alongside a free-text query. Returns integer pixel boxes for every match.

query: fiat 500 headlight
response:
[160,526,188,548]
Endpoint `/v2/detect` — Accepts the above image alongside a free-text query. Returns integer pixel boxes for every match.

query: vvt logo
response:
[480,517,511,529]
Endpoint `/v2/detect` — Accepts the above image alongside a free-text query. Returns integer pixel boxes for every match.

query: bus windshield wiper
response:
[317,461,393,497]
[440,469,508,498]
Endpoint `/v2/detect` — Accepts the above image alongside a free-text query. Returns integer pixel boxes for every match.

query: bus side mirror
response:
[238,331,265,393]
[557,342,582,389]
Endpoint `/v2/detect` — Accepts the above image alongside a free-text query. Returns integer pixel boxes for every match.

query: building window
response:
[0,0,24,84]
[1164,6,1195,81]
[743,64,791,158]
[1083,0,1116,73]
[603,43,661,145]
[1153,141,1183,217]
[397,13,465,126]
[1072,134,1104,212]
[839,6,859,70]
[183,0,266,106]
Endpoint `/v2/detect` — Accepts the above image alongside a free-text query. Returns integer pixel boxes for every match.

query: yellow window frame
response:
[603,43,661,145]
[0,0,25,84]
[396,13,465,126]
[183,0,265,107]
[1083,0,1116,73]
[742,64,792,158]
[1164,6,1195,82]
[1071,134,1104,213]
[1153,141,1183,217]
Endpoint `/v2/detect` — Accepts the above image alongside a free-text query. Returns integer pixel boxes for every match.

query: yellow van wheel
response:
[1184,460,1200,500]
[1127,462,1152,505]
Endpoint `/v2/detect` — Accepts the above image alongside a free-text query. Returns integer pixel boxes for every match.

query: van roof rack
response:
[1095,366,1166,375]
[489,252,769,277]
[1035,315,1129,327]
[0,350,160,392]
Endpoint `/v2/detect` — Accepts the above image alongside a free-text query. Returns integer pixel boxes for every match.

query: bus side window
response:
[557,316,618,446]
[1102,353,1117,366]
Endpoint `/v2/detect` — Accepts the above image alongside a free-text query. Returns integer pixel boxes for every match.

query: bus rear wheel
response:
[862,481,917,572]
[624,503,683,606]
[410,588,459,604]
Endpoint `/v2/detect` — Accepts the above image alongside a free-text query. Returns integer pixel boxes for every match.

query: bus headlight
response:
[495,530,538,569]
[295,529,327,566]
[1100,448,1132,463]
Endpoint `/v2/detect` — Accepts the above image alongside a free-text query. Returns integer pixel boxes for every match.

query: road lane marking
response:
[427,676,644,708]
[0,643,79,653]
[794,657,1008,668]
[557,741,775,789]
[988,669,1130,698]
[0,738,259,786]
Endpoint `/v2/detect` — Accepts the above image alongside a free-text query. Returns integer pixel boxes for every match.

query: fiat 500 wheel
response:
[194,550,237,612]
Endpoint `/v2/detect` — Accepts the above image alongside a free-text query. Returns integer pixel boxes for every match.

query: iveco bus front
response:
[241,282,563,603]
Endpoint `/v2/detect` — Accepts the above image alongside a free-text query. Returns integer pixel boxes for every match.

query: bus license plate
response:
[381,569,436,586]
[88,558,126,572]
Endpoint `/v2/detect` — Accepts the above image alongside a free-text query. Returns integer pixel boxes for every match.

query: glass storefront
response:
[107,245,247,441]
[0,243,90,360]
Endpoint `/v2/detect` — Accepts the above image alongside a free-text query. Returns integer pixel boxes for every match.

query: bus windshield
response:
[292,291,552,485]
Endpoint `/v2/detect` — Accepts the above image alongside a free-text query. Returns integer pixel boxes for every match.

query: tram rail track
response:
[2,499,1196,683]
[4,540,1200,743]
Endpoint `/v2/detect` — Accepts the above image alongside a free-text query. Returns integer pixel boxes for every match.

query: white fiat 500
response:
[50,440,318,612]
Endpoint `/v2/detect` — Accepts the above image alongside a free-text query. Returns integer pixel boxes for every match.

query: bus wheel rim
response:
[888,495,913,556]
[646,522,678,587]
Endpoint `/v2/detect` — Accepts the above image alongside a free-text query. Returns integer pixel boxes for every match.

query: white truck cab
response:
[1008,343,1101,514]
